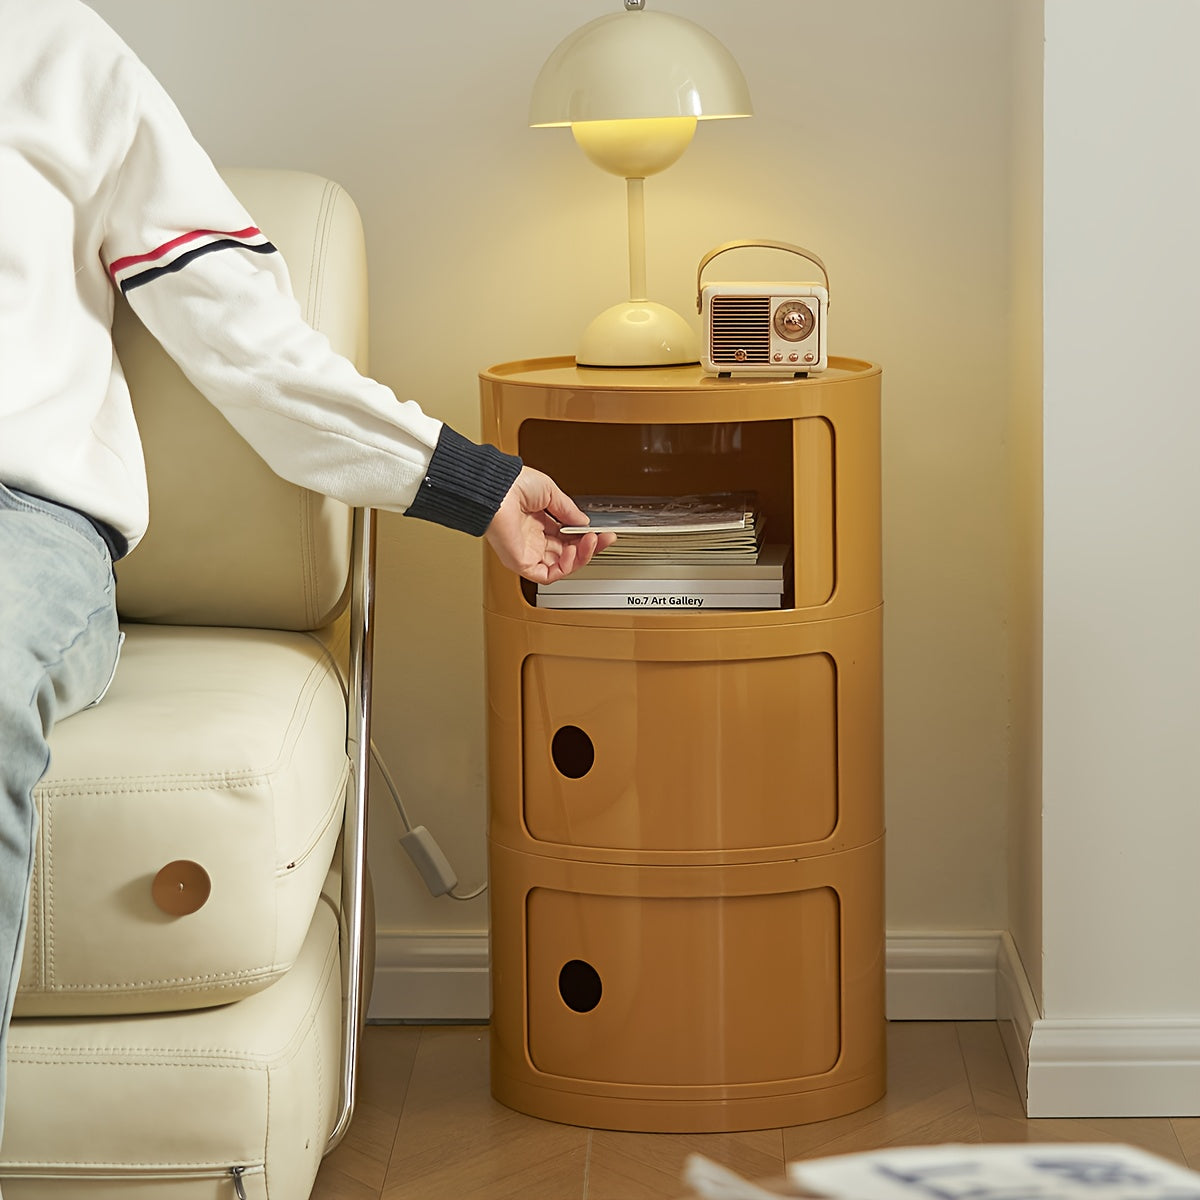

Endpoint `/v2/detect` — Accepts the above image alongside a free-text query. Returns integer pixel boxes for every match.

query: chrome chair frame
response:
[326,504,376,1153]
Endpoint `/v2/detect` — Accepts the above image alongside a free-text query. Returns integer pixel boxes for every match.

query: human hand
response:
[485,467,616,584]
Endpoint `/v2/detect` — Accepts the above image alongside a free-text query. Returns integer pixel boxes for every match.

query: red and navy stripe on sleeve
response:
[108,226,277,293]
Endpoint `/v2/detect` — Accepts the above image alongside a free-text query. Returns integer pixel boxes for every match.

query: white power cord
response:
[370,740,487,902]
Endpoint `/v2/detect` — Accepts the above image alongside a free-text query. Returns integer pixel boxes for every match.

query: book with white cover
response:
[788,1144,1200,1200]
[584,546,764,564]
[536,591,781,610]
[539,544,790,595]
[685,1144,1200,1200]
[541,576,784,595]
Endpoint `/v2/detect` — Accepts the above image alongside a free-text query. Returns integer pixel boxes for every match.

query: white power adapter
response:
[372,741,484,901]
[398,826,459,897]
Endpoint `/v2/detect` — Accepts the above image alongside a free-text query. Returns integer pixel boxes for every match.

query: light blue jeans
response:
[0,485,122,1140]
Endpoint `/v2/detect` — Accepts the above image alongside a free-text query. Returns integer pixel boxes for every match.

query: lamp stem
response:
[626,176,647,302]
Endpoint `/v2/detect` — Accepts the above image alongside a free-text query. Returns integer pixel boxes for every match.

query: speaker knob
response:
[773,300,816,341]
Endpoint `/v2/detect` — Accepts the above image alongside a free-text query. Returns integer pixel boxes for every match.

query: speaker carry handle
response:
[695,240,830,313]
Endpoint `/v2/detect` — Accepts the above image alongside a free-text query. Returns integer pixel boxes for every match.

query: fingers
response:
[513,466,597,531]
[534,473,591,528]
[535,529,594,584]
[541,531,584,583]
[489,468,617,583]
[566,529,614,571]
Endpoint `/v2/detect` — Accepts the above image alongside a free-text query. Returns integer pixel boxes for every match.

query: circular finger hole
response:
[558,959,603,1013]
[551,725,594,779]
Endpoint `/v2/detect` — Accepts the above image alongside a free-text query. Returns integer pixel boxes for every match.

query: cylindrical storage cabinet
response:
[479,357,884,1132]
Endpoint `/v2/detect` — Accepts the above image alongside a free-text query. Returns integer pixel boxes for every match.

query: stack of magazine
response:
[538,492,787,610]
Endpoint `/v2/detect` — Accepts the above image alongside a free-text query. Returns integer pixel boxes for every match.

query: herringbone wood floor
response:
[311,1021,1200,1200]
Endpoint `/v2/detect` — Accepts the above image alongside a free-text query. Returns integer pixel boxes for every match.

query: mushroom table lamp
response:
[530,0,752,367]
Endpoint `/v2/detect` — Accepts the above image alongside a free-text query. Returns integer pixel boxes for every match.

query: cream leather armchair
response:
[0,169,374,1200]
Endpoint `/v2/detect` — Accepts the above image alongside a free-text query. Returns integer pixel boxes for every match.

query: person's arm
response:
[99,49,513,535]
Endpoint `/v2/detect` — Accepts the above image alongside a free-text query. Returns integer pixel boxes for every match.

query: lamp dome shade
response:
[529,9,752,127]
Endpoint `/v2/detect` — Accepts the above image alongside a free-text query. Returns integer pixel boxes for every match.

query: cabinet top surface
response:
[480,356,880,392]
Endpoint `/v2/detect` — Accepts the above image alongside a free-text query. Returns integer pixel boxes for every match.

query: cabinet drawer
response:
[488,840,886,1126]
[523,652,838,852]
[487,608,882,862]
[526,885,840,1087]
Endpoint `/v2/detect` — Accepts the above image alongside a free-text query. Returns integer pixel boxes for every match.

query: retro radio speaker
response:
[697,239,829,376]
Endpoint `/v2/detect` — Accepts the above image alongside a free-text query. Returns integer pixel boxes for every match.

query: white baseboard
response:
[366,929,490,1023]
[989,934,1200,1117]
[367,928,1013,1024]
[885,931,1004,1020]
[366,928,1200,1119]
[1026,1019,1200,1117]
[995,931,1040,1108]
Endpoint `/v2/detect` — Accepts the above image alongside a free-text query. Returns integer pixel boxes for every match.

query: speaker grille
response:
[709,295,771,364]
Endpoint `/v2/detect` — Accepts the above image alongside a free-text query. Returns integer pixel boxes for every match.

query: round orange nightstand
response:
[480,357,885,1132]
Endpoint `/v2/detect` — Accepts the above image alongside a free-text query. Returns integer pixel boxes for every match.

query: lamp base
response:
[577,300,700,367]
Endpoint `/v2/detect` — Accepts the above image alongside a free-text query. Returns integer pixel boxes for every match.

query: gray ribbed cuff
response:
[403,425,522,537]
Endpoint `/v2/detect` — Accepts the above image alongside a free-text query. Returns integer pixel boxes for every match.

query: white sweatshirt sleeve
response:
[99,52,520,531]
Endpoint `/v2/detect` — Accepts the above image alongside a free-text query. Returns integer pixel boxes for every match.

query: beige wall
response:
[89,0,1022,1003]
[1006,0,1045,1006]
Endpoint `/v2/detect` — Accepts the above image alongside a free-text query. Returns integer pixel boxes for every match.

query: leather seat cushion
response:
[14,623,348,1017]
[0,898,341,1199]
